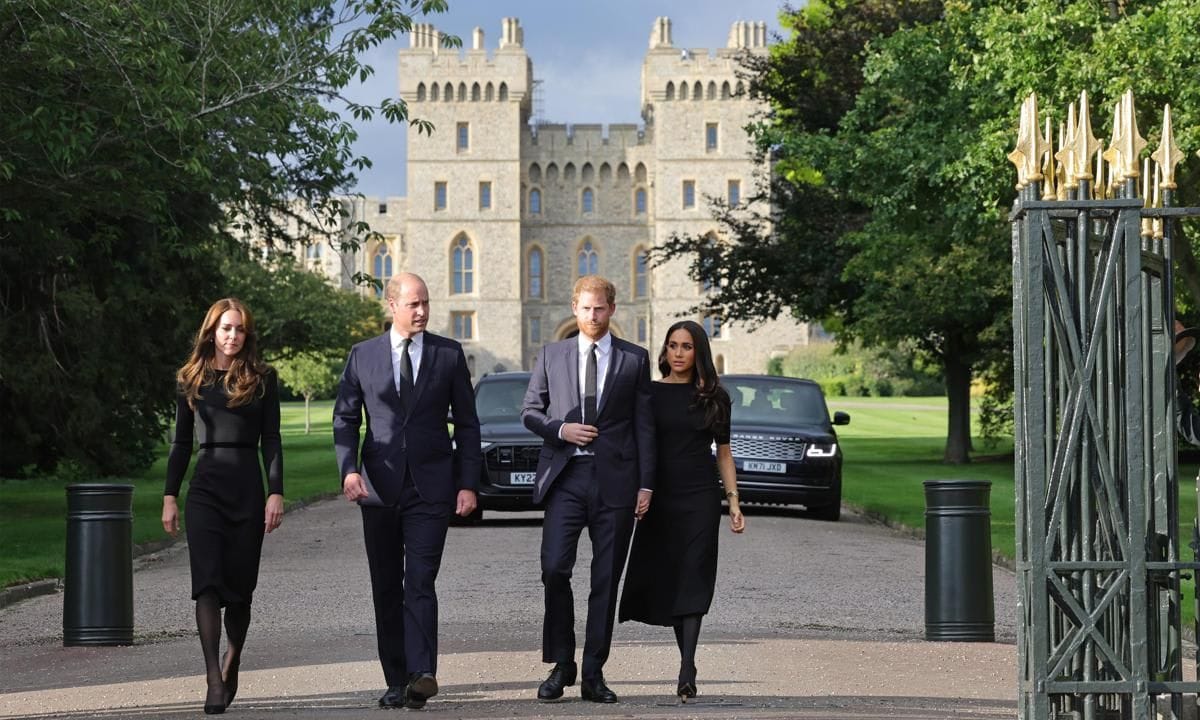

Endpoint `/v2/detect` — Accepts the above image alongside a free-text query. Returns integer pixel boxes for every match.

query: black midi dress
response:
[165,370,283,605]
[619,381,730,626]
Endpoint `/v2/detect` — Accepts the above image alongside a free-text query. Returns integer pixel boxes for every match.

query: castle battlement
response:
[525,123,648,150]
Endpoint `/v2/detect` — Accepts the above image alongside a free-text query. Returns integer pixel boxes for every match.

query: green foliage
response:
[0,0,448,476]
[771,340,944,398]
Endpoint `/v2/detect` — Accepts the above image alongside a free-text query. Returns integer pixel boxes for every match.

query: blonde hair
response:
[176,298,268,409]
[572,275,616,305]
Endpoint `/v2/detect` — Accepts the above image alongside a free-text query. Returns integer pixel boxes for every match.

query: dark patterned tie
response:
[584,343,597,424]
[399,338,414,406]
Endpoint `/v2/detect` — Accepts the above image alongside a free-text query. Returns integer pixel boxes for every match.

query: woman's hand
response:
[265,493,284,534]
[162,497,180,536]
[729,503,745,533]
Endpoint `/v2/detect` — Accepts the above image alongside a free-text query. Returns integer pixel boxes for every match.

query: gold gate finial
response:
[1151,104,1184,190]
[1072,91,1101,182]
[1118,90,1147,178]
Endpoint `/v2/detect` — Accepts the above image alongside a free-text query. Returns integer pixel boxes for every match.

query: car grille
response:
[485,445,542,472]
[729,435,807,461]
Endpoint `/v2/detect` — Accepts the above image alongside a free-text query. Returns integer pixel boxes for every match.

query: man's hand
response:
[456,489,478,517]
[560,422,599,447]
[634,489,652,520]
[342,472,369,502]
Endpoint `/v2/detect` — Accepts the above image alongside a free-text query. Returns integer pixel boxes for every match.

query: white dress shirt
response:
[390,328,424,391]
[561,332,612,455]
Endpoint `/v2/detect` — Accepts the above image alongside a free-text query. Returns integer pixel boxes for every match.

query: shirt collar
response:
[577,332,612,355]
[391,328,424,349]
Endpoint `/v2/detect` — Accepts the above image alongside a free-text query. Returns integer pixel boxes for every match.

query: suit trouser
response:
[361,474,450,687]
[540,457,636,680]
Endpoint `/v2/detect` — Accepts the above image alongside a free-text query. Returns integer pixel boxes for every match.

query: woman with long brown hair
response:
[619,319,744,703]
[162,298,284,715]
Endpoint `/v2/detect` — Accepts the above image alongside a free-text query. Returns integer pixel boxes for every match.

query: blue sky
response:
[342,0,790,197]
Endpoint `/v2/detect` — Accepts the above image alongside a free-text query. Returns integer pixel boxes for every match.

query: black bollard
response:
[924,480,994,642]
[63,483,134,646]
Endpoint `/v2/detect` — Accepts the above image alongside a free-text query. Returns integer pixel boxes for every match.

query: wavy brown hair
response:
[177,298,267,409]
[657,320,730,431]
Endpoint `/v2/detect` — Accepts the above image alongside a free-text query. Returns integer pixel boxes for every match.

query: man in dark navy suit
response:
[522,275,656,703]
[333,272,481,710]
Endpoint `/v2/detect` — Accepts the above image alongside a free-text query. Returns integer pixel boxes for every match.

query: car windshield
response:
[725,379,829,426]
[475,377,529,424]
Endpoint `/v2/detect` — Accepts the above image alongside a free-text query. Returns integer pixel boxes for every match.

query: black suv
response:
[722,375,850,521]
[467,371,541,521]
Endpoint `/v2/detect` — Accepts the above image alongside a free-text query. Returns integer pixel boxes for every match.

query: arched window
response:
[634,187,647,215]
[721,81,731,99]
[617,163,630,183]
[430,83,439,101]
[417,82,426,102]
[633,247,648,298]
[679,81,688,101]
[707,81,717,100]
[564,162,576,182]
[373,243,392,297]
[599,163,612,184]
[666,81,675,100]
[498,82,508,101]
[693,81,702,100]
[471,82,481,101]
[581,163,594,183]
[581,188,594,214]
[451,235,474,294]
[635,162,647,183]
[457,82,467,101]
[443,82,453,102]
[577,239,599,277]
[529,188,541,214]
[735,80,744,97]
[485,82,494,101]
[529,163,541,184]
[546,163,559,183]
[527,246,544,298]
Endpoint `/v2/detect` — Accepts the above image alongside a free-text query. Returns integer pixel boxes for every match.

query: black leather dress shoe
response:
[378,686,405,708]
[580,675,619,703]
[537,661,577,702]
[404,673,438,709]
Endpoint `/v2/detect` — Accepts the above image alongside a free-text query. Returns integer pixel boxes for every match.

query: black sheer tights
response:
[195,592,251,709]
[673,614,702,681]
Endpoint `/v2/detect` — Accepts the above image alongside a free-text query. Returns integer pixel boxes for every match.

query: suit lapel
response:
[597,340,624,417]
[563,340,579,421]
[410,335,435,411]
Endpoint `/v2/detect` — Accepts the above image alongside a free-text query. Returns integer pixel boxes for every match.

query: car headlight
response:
[806,443,837,458]
[480,441,494,450]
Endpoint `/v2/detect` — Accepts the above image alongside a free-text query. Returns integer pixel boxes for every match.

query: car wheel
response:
[810,481,842,522]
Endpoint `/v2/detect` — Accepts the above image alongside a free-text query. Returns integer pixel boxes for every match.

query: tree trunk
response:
[304,395,311,434]
[943,348,972,464]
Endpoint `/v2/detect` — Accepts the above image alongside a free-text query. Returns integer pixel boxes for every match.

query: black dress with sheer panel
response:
[619,381,730,626]
[165,369,283,605]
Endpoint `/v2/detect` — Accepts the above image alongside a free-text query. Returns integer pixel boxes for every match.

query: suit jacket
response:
[333,331,481,506]
[521,335,655,507]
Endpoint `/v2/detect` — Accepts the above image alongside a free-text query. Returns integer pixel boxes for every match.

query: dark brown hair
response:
[657,320,729,430]
[176,298,268,409]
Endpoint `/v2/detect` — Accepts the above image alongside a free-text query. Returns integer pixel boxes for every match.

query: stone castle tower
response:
[322,16,811,379]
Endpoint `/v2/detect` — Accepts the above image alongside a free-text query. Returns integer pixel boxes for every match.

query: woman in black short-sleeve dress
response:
[619,320,745,703]
[162,298,284,715]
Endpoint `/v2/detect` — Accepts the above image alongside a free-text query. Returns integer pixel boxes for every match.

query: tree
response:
[0,0,455,476]
[275,351,341,433]
[656,0,1200,463]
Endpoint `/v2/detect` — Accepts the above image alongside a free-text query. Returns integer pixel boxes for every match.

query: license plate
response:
[744,461,786,473]
[509,472,536,485]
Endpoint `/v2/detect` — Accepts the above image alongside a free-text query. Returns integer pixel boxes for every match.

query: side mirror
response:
[832,411,850,426]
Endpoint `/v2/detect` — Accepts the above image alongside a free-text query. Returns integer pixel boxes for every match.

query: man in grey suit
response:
[522,275,656,703]
[333,272,481,710]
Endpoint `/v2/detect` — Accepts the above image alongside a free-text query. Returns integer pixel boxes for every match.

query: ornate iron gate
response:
[1012,91,1200,720]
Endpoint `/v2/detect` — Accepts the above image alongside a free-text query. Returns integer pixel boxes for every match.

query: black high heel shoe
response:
[677,664,697,703]
[204,678,226,714]
[221,651,240,709]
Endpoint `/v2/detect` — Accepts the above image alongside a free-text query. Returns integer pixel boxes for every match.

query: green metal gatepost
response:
[1010,91,1200,720]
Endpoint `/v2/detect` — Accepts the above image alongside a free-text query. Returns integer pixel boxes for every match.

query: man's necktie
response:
[399,338,414,405]
[584,343,597,424]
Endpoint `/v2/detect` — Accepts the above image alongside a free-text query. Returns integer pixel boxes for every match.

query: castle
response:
[305,16,812,378]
